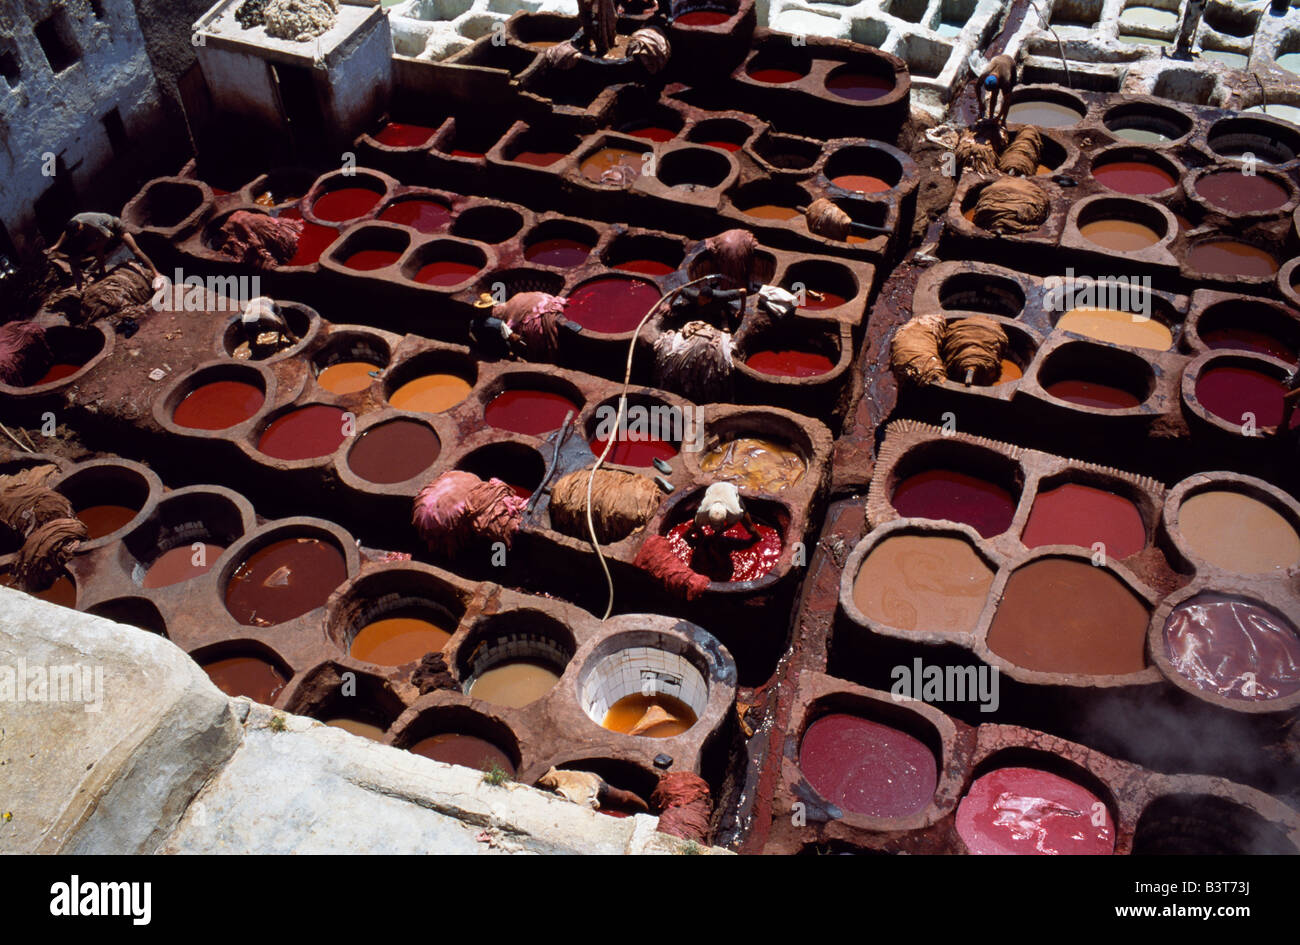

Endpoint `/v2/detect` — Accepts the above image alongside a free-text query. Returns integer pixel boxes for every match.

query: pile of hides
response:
[537,767,650,812]
[805,197,852,241]
[633,535,711,600]
[542,41,580,70]
[548,468,661,544]
[411,652,458,695]
[495,291,568,361]
[411,470,526,556]
[628,28,670,73]
[0,465,87,591]
[997,126,1043,177]
[234,0,267,29]
[79,262,154,325]
[263,0,338,42]
[652,320,734,402]
[217,211,303,269]
[891,313,1007,386]
[889,313,948,384]
[652,771,712,842]
[955,130,997,176]
[972,177,1050,234]
[0,321,49,385]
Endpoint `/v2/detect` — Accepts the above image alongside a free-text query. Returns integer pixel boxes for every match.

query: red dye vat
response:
[1201,327,1296,363]
[664,518,782,582]
[33,363,82,385]
[1021,481,1146,558]
[450,148,485,159]
[173,380,264,430]
[613,258,676,276]
[225,536,347,626]
[825,72,894,101]
[674,9,732,25]
[511,150,569,166]
[590,430,679,467]
[1195,365,1299,429]
[1163,593,1300,701]
[286,223,338,266]
[564,276,662,333]
[798,290,849,311]
[798,713,938,818]
[378,200,451,233]
[1092,160,1176,195]
[1045,379,1141,409]
[143,543,223,588]
[344,249,402,271]
[699,139,742,152]
[485,389,580,436]
[748,67,805,84]
[312,188,382,222]
[525,237,592,267]
[414,260,481,286]
[745,349,835,377]
[626,126,678,142]
[348,419,441,484]
[203,656,287,704]
[956,767,1115,855]
[409,734,516,775]
[891,469,1016,538]
[257,405,349,461]
[374,122,437,148]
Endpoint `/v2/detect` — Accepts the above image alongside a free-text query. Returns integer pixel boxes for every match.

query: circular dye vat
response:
[142,543,224,589]
[956,767,1115,855]
[325,718,386,742]
[664,518,783,582]
[742,203,801,221]
[831,174,890,193]
[409,733,516,775]
[563,276,661,334]
[257,405,348,461]
[1021,482,1146,558]
[202,655,287,704]
[747,66,805,84]
[377,199,451,233]
[890,469,1016,539]
[468,661,561,708]
[624,126,677,143]
[226,536,348,626]
[796,289,849,311]
[1079,218,1161,252]
[1045,379,1141,409]
[745,348,835,378]
[699,437,805,492]
[602,693,698,738]
[524,237,591,267]
[699,139,742,152]
[986,558,1149,675]
[484,389,580,436]
[31,363,81,385]
[313,188,382,222]
[1092,160,1175,195]
[413,260,480,286]
[995,359,1023,384]
[374,122,437,148]
[1194,365,1298,429]
[1111,127,1171,144]
[1007,100,1084,127]
[581,147,645,183]
[613,258,676,276]
[317,360,381,394]
[350,612,452,666]
[1178,490,1300,574]
[852,534,994,633]
[824,72,893,102]
[1164,594,1300,701]
[799,713,938,818]
[344,249,401,271]
[674,9,732,25]
[76,504,138,540]
[1247,103,1300,125]
[1119,4,1178,29]
[388,373,472,413]
[510,149,569,166]
[348,419,441,483]
[1057,308,1172,350]
[590,429,678,467]
[1201,327,1296,362]
[1187,240,1278,278]
[286,223,338,267]
[1196,172,1290,214]
[173,380,265,430]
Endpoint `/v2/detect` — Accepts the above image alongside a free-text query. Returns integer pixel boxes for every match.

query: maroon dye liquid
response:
[374,122,437,148]
[378,200,451,233]
[664,518,782,582]
[798,713,938,818]
[524,237,592,267]
[674,10,732,25]
[825,72,894,101]
[745,349,835,377]
[1020,481,1146,558]
[1092,160,1176,195]
[484,389,580,436]
[312,188,382,222]
[956,767,1115,855]
[1195,365,1299,428]
[344,249,402,271]
[891,469,1016,538]
[225,537,347,626]
[348,419,441,484]
[257,405,349,461]
[1045,379,1141,408]
[1200,327,1296,363]
[564,276,661,333]
[414,260,480,286]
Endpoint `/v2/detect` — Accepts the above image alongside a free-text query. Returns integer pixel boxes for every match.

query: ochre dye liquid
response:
[1196,172,1289,213]
[1201,327,1296,362]
[956,767,1115,855]
[173,380,264,430]
[1045,379,1141,409]
[485,389,579,436]
[564,276,661,334]
[601,693,698,737]
[1092,160,1175,195]
[1163,593,1300,701]
[699,437,805,492]
[347,419,441,483]
[742,203,801,220]
[388,373,472,413]
[581,147,645,183]
[1078,218,1161,252]
[664,518,783,582]
[225,537,347,626]
[468,661,561,707]
[985,557,1149,675]
[344,249,401,271]
[995,358,1022,383]
[143,543,224,588]
[824,72,893,101]
[409,733,515,775]
[1194,365,1297,428]
[1178,490,1300,574]
[413,260,480,286]
[890,468,1016,538]
[76,504,139,540]
[524,237,592,267]
[374,122,437,148]
[852,533,994,633]
[378,199,451,233]
[1186,240,1278,278]
[350,613,452,666]
[202,655,287,705]
[317,361,382,395]
[831,173,891,193]
[799,713,938,818]
[744,348,836,377]
[1057,308,1172,350]
[257,405,348,461]
[325,718,387,741]
[1020,482,1146,558]
[312,187,382,222]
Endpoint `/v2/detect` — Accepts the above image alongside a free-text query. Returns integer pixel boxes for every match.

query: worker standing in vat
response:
[687,481,759,544]
[236,296,298,359]
[1274,366,1300,436]
[46,212,159,289]
[977,55,1016,125]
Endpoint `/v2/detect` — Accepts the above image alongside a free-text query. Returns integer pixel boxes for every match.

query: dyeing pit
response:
[1103,103,1191,144]
[658,148,734,191]
[1163,594,1300,701]
[122,489,240,589]
[1056,308,1172,350]
[77,503,140,540]
[563,276,662,334]
[1196,301,1298,362]
[580,643,707,738]
[225,535,348,626]
[347,419,441,484]
[742,203,801,221]
[824,144,902,195]
[524,237,592,267]
[312,187,383,222]
[1040,345,1152,409]
[744,348,835,377]
[851,533,994,633]
[589,397,680,467]
[1186,240,1278,278]
[1118,4,1178,29]
[1045,379,1140,408]
[461,617,572,708]
[823,65,894,102]
[1007,98,1085,127]
[173,379,265,430]
[1078,218,1160,252]
[318,361,381,394]
[956,766,1115,855]
[378,199,451,233]
[1091,159,1176,196]
[605,234,683,276]
[687,118,750,152]
[581,146,649,183]
[1133,794,1297,855]
[374,122,439,148]
[624,125,678,143]
[1195,172,1290,214]
[986,558,1149,675]
[1021,482,1146,558]
[285,222,338,266]
[1177,490,1300,573]
[389,374,473,413]
[458,443,545,499]
[410,734,516,774]
[1194,364,1299,429]
[891,469,1017,538]
[344,248,401,271]
[1202,328,1296,361]
[734,181,810,222]
[485,388,580,436]
[143,544,223,588]
[201,653,288,704]
[664,511,783,582]
[799,712,938,817]
[350,607,454,667]
[58,463,152,543]
[257,405,348,461]
[505,130,579,167]
[325,718,386,741]
[746,57,809,83]
[407,241,486,287]
[674,9,733,25]
[699,437,805,491]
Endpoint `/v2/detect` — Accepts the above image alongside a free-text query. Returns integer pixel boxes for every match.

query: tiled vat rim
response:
[763,669,1300,854]
[844,418,1300,711]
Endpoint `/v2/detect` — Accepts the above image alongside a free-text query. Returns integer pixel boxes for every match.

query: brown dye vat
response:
[202,655,287,704]
[581,148,646,183]
[1045,379,1140,409]
[348,420,441,484]
[1163,594,1300,701]
[350,613,452,666]
[1057,309,1172,350]
[1021,482,1145,558]
[852,534,993,633]
[986,558,1149,675]
[602,693,698,737]
[1092,161,1176,195]
[1177,491,1300,574]
[317,361,381,394]
[142,543,224,588]
[1187,240,1278,278]
[325,718,387,741]
[956,766,1115,855]
[831,174,891,193]
[699,437,805,491]
[1196,173,1289,214]
[409,733,516,775]
[388,374,472,413]
[225,537,348,626]
[468,661,561,707]
[76,504,138,540]
[173,380,264,430]
[1078,218,1161,252]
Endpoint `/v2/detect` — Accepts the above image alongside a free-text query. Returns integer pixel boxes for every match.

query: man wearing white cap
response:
[688,481,758,543]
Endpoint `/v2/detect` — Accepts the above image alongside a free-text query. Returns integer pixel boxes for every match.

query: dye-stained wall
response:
[0,0,167,255]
